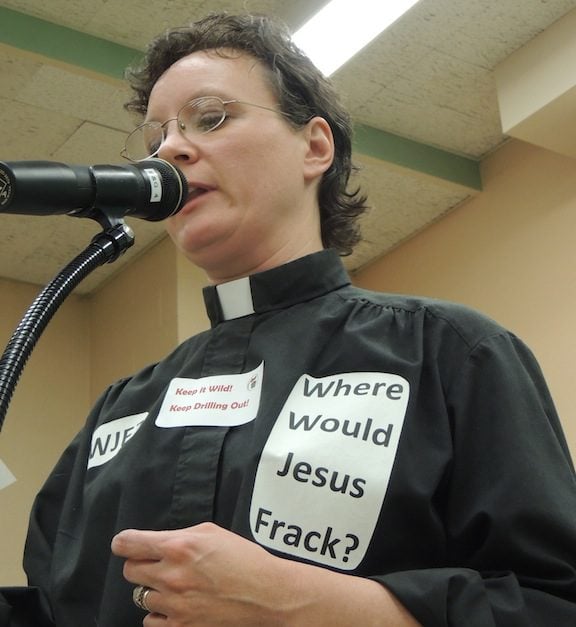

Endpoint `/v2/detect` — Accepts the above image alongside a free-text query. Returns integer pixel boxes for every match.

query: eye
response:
[179,98,227,134]
[146,137,162,154]
[195,109,226,132]
[140,124,163,155]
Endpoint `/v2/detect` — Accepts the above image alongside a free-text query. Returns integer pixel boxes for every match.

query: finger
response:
[136,588,169,625]
[143,611,168,625]
[111,528,169,560]
[134,586,161,613]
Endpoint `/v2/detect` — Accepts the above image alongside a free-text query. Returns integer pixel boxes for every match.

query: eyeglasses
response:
[121,96,284,162]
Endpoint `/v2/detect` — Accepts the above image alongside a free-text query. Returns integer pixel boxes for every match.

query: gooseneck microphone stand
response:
[0,211,135,432]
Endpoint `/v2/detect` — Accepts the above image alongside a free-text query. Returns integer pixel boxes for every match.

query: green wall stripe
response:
[0,6,141,79]
[354,124,482,190]
[0,7,482,190]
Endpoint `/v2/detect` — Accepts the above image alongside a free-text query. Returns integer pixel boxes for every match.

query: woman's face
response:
[146,50,333,282]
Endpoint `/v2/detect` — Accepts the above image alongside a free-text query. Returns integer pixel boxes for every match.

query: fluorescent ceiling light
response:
[292,0,421,76]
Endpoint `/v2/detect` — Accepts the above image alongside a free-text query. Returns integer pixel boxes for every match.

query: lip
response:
[180,183,215,214]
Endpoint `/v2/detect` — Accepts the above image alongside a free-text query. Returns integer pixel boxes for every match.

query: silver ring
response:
[133,585,153,612]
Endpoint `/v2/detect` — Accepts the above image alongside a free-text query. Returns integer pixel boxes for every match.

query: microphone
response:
[0,159,188,221]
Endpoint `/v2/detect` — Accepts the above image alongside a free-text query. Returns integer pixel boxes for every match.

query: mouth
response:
[187,186,209,200]
[182,183,213,209]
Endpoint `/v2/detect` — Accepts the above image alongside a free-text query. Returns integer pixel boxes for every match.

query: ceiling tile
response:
[16,65,133,131]
[50,121,128,165]
[0,97,81,160]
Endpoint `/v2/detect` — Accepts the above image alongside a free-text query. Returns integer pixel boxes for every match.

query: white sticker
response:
[250,371,409,570]
[0,457,16,490]
[88,412,148,469]
[144,168,162,202]
[156,363,264,428]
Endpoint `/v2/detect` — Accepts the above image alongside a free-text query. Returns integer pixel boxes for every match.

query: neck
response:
[204,238,324,284]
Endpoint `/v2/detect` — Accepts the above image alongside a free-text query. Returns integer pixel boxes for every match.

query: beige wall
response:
[0,279,90,584]
[354,139,576,456]
[89,237,180,400]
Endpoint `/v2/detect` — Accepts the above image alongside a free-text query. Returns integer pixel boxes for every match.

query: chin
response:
[173,229,236,265]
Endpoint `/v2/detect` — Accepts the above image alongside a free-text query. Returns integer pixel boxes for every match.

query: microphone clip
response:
[90,219,135,264]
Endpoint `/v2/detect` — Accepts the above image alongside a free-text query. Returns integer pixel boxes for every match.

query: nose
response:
[157,121,199,164]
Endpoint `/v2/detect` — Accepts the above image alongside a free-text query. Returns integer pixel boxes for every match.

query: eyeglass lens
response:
[124,97,227,161]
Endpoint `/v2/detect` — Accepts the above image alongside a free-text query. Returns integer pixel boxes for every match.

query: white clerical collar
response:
[215,276,256,320]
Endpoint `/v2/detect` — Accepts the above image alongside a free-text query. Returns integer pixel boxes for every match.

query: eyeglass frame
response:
[121,96,291,162]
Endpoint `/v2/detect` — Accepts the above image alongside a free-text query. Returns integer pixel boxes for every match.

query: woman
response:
[3,12,575,627]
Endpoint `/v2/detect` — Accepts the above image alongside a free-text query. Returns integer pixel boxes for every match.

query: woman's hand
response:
[111,522,420,627]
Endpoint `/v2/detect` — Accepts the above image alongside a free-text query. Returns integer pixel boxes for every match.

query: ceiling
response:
[1,0,576,295]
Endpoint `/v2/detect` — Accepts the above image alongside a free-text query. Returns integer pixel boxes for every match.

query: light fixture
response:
[292,0,421,76]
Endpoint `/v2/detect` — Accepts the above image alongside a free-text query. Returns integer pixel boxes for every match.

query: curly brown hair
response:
[125,13,368,255]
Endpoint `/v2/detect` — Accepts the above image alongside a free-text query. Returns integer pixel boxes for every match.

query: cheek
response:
[165,214,202,248]
[220,131,298,183]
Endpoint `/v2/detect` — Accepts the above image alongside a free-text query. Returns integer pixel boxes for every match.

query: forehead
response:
[149,49,274,104]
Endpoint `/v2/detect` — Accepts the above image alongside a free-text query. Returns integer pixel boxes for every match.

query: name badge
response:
[156,362,264,428]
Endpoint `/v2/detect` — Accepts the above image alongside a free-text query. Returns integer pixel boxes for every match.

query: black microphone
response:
[0,159,188,221]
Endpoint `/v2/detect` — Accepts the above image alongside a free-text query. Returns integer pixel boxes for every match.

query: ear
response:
[302,116,335,181]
